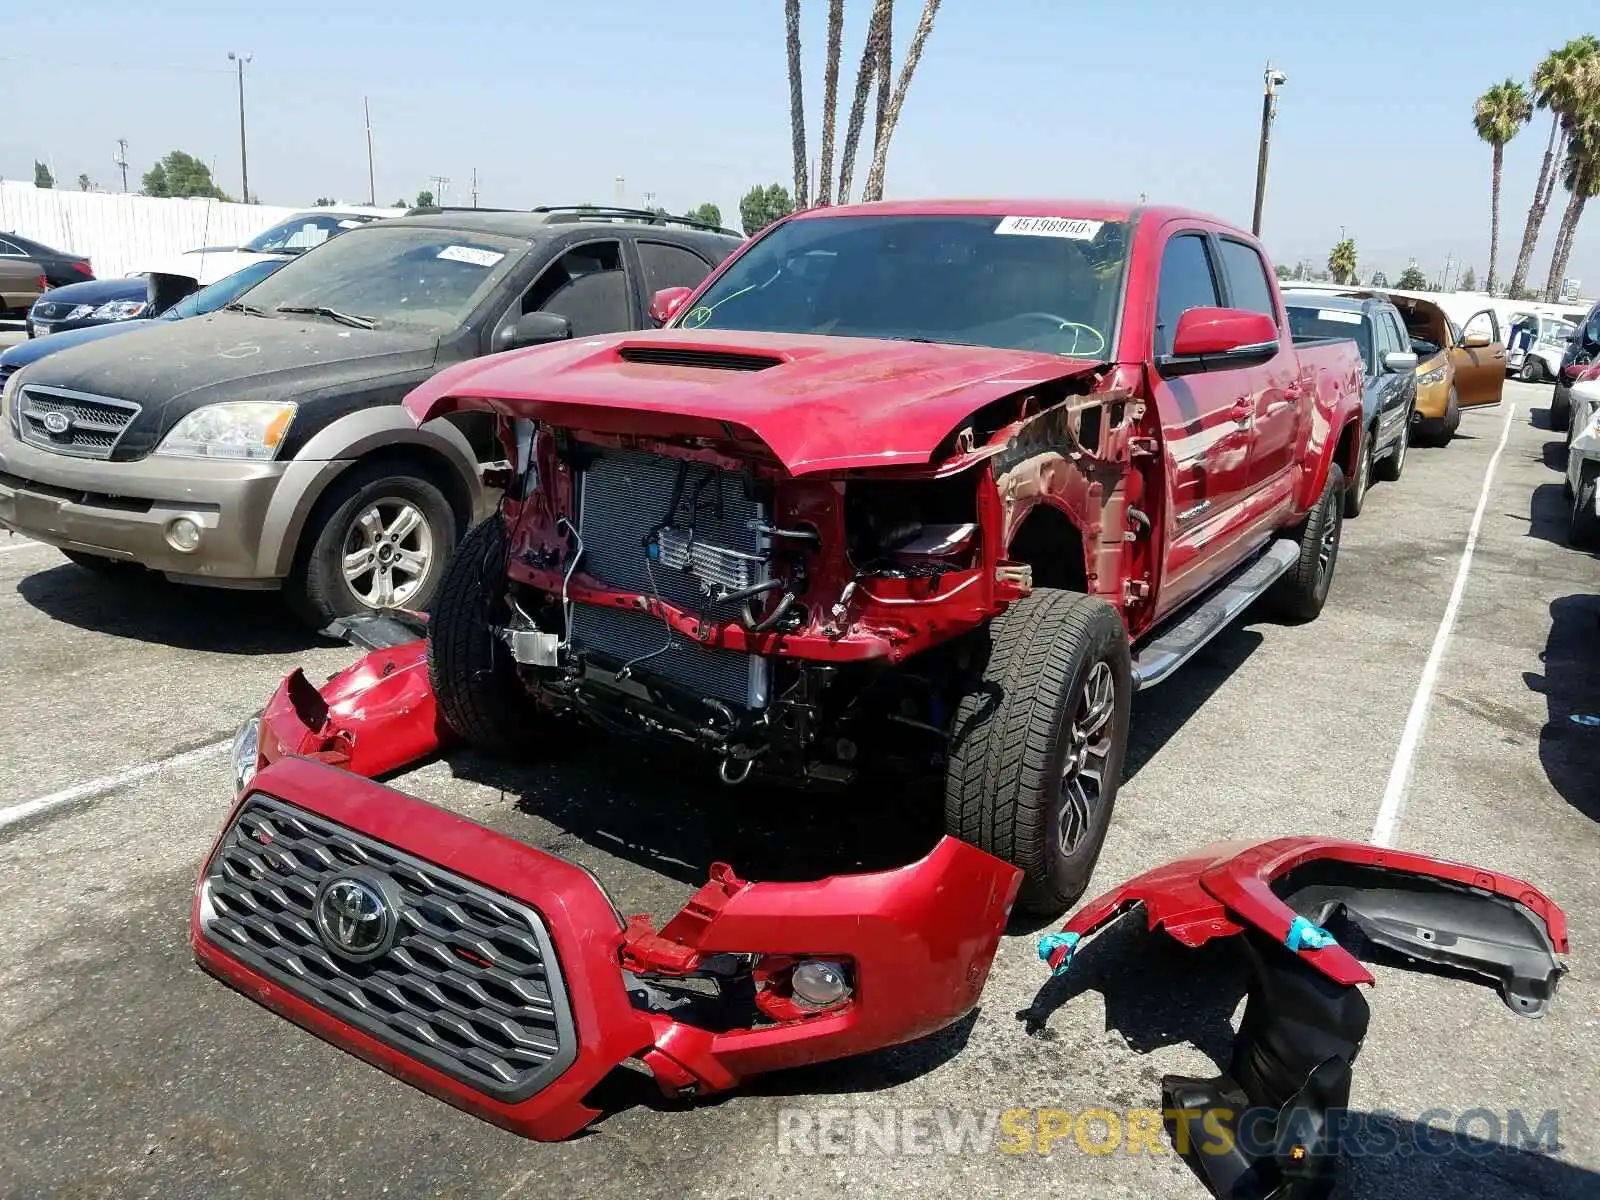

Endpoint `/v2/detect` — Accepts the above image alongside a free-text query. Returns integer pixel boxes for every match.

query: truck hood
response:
[404,330,1102,475]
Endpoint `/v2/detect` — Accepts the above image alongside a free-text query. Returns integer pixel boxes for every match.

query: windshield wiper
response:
[273,304,377,330]
[224,302,269,317]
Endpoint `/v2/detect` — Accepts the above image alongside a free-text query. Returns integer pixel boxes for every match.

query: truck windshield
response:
[680,214,1129,358]
[1286,305,1374,372]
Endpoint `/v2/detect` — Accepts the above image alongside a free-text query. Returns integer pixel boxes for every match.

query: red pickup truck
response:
[399,200,1365,913]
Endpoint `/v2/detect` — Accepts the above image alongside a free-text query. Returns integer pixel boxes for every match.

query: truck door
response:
[1148,229,1258,614]
[1451,308,1507,407]
[1212,235,1302,491]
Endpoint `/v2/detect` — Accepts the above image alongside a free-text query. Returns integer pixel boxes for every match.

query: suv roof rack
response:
[404,205,517,216]
[527,205,743,238]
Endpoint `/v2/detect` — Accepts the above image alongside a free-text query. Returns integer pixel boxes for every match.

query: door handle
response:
[1230,397,1254,424]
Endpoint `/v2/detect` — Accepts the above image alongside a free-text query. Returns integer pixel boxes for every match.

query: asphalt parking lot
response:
[0,380,1596,1199]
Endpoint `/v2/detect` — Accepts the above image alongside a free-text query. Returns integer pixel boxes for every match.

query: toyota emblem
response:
[313,873,397,962]
[41,411,71,435]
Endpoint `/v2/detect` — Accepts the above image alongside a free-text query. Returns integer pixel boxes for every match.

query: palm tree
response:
[814,0,845,206]
[862,0,943,202]
[783,0,809,210]
[1508,36,1599,297]
[1327,238,1358,285]
[1473,79,1532,293]
[837,0,892,204]
[1543,109,1600,301]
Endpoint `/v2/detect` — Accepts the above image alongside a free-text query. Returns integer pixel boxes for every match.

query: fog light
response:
[232,714,261,792]
[165,516,202,552]
[791,959,851,1008]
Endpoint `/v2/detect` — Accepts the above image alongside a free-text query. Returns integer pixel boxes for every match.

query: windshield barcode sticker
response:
[995,216,1104,240]
[1317,310,1363,324]
[437,245,506,268]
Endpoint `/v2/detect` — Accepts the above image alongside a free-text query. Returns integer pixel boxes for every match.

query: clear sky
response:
[2,1,1595,293]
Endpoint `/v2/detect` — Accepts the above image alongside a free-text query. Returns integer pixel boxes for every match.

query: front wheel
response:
[1519,358,1544,383]
[1572,463,1600,550]
[944,588,1132,917]
[1552,385,1572,438]
[1266,463,1345,624]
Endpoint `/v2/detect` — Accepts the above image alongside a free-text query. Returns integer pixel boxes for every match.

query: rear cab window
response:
[1215,238,1278,322]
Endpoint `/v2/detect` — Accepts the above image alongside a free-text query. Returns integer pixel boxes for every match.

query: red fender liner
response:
[192,758,1020,1141]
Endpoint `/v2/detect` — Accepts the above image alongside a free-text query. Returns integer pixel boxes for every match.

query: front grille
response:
[16,385,139,460]
[617,345,782,371]
[571,449,770,709]
[30,301,70,321]
[198,795,579,1102]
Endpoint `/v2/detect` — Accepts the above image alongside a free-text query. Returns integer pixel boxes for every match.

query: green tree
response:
[1473,78,1532,293]
[1273,262,1293,280]
[142,151,229,200]
[314,196,336,206]
[77,173,92,192]
[415,189,435,208]
[1396,265,1429,290]
[1509,35,1599,297]
[1327,238,1358,285]
[739,183,794,236]
[1461,265,1478,290]
[33,161,54,189]
[392,198,408,208]
[686,202,723,228]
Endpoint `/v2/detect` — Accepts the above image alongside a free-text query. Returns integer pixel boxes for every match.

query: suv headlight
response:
[60,303,97,322]
[1418,364,1448,385]
[154,401,297,460]
[90,299,147,322]
[1,370,20,426]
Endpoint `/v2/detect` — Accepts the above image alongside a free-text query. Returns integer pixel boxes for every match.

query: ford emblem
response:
[313,873,397,962]
[41,411,71,436]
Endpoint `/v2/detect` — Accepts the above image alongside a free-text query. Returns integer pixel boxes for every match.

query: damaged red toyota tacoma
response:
[407,199,1366,912]
[192,199,1375,1139]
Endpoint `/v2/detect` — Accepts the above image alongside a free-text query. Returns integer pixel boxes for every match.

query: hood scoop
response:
[617,345,783,372]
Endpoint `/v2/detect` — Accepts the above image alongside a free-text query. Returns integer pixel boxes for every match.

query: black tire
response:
[60,549,138,576]
[1572,463,1600,550]
[1344,431,1371,518]
[1519,358,1543,383]
[1373,413,1408,483]
[1266,463,1345,624]
[427,516,542,757]
[1413,389,1458,448]
[284,461,459,632]
[1551,385,1572,437]
[944,588,1132,917]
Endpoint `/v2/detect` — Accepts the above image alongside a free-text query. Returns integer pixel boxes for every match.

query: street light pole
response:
[1251,62,1287,237]
[228,52,252,203]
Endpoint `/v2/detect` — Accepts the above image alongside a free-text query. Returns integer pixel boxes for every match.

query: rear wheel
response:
[1519,358,1544,383]
[944,588,1132,917]
[428,516,543,757]
[1266,463,1344,624]
[1572,463,1600,550]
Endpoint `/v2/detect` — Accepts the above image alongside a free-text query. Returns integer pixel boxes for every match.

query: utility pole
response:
[364,97,376,206]
[113,139,129,193]
[228,52,253,203]
[430,175,450,206]
[1251,62,1287,237]
[643,190,656,210]
[471,168,479,209]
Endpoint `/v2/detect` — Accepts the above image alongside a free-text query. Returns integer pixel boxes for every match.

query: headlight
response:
[154,401,296,460]
[1,371,20,422]
[232,714,262,792]
[89,299,147,322]
[1418,365,1448,385]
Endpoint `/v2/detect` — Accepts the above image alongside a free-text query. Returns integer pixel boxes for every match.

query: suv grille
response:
[16,385,140,460]
[198,795,579,1102]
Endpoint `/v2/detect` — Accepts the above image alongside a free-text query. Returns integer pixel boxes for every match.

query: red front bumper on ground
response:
[192,750,1020,1141]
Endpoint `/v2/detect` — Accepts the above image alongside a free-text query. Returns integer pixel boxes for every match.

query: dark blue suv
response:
[1554,300,1600,435]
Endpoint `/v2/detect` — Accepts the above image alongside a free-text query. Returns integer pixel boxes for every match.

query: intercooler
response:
[570,449,771,710]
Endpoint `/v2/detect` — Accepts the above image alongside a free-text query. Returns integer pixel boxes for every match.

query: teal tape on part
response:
[1285,916,1337,952]
[1037,931,1081,975]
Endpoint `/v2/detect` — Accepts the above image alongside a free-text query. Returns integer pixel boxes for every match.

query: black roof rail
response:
[527,205,743,238]
[404,205,517,216]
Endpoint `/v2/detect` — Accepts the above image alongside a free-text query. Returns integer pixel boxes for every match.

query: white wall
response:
[0,182,297,279]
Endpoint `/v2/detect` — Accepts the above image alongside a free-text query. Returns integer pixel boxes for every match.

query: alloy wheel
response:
[1058,660,1117,855]
[341,500,435,608]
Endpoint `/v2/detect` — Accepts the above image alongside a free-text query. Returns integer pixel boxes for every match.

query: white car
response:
[129,207,399,287]
[1568,375,1600,547]
[1508,313,1577,383]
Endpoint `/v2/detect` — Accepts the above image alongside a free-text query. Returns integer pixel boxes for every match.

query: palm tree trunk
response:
[863,0,943,202]
[1487,143,1504,293]
[814,0,845,206]
[784,0,808,210]
[865,4,894,200]
[1509,117,1561,296]
[1543,188,1585,302]
[837,0,890,204]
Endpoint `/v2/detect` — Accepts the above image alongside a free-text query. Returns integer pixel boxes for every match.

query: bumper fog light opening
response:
[165,516,202,553]
[791,959,852,1008]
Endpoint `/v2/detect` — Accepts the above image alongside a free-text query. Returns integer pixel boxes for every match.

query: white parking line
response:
[0,538,44,554]
[0,740,230,832]
[1371,403,1517,847]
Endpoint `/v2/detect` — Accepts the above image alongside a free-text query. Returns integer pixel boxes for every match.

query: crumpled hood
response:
[404,330,1101,475]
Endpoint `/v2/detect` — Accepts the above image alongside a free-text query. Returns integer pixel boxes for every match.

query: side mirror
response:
[1384,350,1419,373]
[1462,332,1492,349]
[499,311,572,352]
[1170,307,1280,357]
[649,285,694,327]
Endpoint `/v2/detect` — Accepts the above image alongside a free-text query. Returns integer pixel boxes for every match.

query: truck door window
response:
[638,241,715,294]
[1153,234,1220,357]
[1215,239,1276,320]
[523,241,631,337]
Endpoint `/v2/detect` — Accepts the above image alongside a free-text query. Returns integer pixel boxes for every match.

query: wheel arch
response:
[257,408,486,578]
